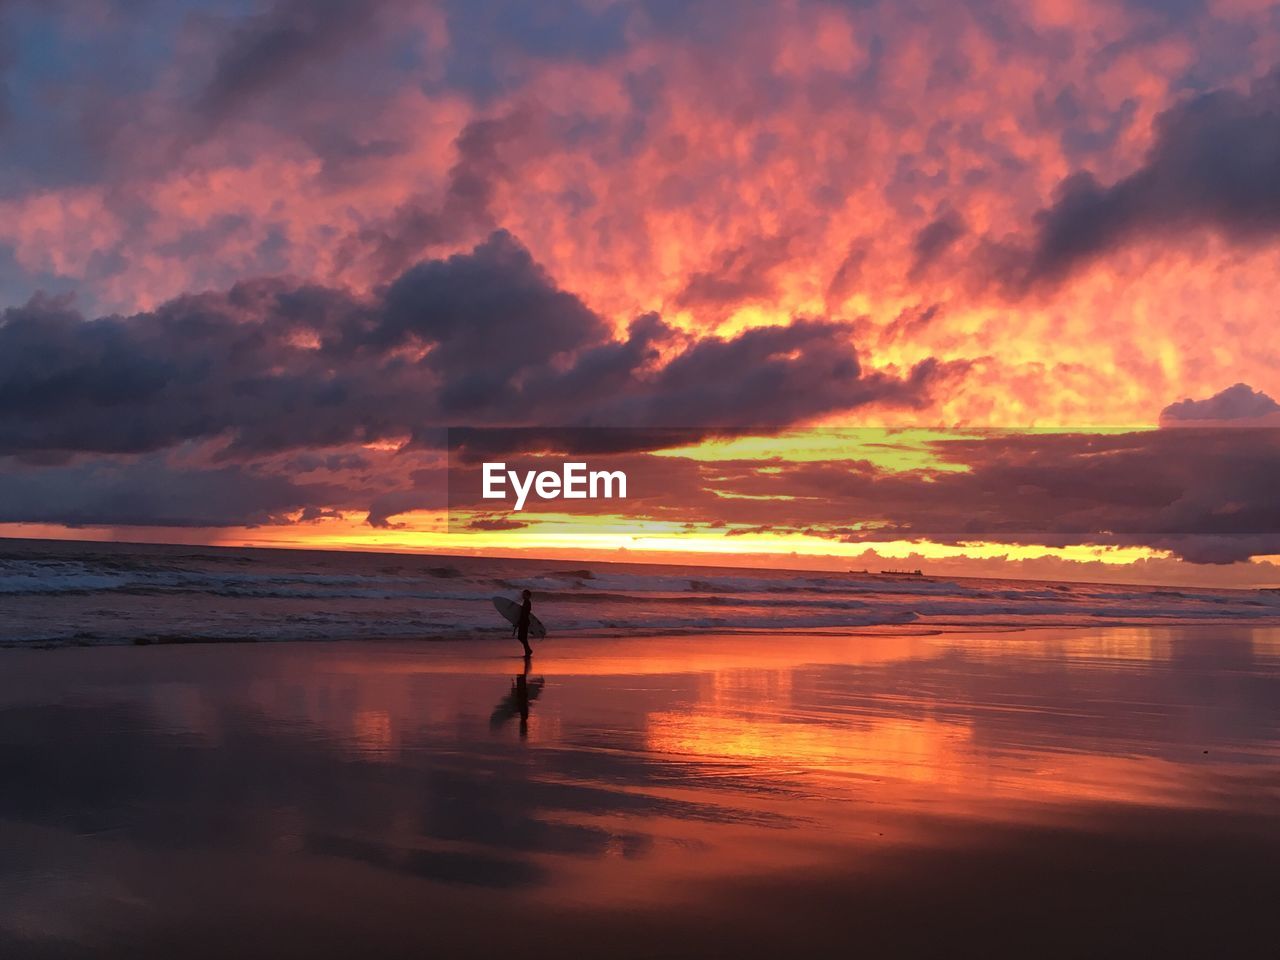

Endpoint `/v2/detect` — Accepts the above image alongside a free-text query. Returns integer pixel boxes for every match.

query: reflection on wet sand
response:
[1,626,1278,958]
[490,661,545,738]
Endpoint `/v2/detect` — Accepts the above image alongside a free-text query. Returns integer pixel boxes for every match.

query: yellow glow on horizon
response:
[1,512,1170,567]
[246,510,1175,568]
[7,520,1280,587]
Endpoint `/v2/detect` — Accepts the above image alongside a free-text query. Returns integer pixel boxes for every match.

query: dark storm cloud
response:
[1160,383,1280,423]
[675,236,793,309]
[908,210,966,281]
[923,429,1280,556]
[374,229,607,414]
[494,310,961,435]
[0,455,340,527]
[352,110,532,279]
[0,231,952,462]
[585,318,955,427]
[198,0,385,123]
[366,468,448,528]
[1021,70,1280,284]
[675,427,1280,563]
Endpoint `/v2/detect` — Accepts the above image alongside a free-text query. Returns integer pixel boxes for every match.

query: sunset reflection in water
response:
[1,627,1277,957]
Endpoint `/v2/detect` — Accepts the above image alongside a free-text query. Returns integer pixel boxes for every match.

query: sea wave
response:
[2,542,1279,647]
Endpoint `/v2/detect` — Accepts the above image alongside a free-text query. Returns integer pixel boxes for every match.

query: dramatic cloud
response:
[0,456,341,527]
[351,110,531,280]
[198,0,388,125]
[444,426,1280,563]
[0,233,952,462]
[676,236,794,311]
[2,0,1279,433]
[908,211,966,281]
[0,222,965,530]
[910,428,1280,562]
[2,0,1279,569]
[1023,70,1280,285]
[365,471,448,528]
[1161,383,1280,424]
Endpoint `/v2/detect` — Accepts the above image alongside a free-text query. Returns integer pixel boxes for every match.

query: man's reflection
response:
[490,659,545,739]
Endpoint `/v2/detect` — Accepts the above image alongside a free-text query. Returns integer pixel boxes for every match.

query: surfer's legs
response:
[518,626,532,657]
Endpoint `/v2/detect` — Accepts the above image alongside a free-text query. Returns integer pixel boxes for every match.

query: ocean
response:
[3,538,1279,647]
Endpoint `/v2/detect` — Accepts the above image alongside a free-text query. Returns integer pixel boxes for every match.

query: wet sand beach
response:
[2,626,1278,958]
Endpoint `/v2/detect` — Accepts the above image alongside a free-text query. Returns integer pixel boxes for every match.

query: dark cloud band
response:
[1020,70,1280,286]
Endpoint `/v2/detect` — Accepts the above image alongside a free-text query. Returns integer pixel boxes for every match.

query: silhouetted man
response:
[514,588,533,657]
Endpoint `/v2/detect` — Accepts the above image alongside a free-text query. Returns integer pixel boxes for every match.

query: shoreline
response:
[5,617,1280,652]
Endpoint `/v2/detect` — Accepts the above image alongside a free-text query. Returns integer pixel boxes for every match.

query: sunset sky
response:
[1,0,1279,584]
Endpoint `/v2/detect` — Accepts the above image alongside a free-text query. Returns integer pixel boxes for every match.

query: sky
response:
[1,0,1279,583]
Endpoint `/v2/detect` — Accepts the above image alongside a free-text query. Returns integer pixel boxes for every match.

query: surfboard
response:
[492,596,548,639]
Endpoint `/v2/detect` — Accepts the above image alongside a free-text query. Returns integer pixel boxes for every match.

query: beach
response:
[3,625,1278,958]
[7,1,1280,955]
